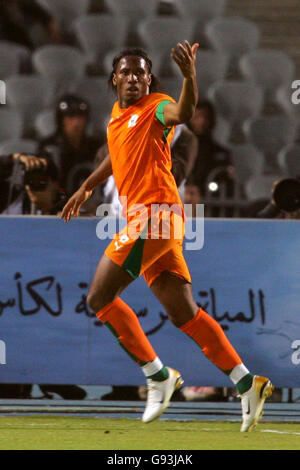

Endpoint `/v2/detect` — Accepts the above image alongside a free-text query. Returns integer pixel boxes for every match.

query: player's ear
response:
[147,73,152,88]
[112,73,117,87]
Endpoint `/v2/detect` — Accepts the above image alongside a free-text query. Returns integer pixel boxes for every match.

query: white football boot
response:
[142,367,184,423]
[240,375,274,432]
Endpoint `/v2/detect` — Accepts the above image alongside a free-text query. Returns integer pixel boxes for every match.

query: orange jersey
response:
[107,93,182,216]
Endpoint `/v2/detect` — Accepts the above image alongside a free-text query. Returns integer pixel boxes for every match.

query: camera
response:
[272,178,300,213]
[12,156,58,192]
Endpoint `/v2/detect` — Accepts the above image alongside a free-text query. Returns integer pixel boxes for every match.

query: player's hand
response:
[171,40,199,79]
[60,186,93,223]
[13,153,47,172]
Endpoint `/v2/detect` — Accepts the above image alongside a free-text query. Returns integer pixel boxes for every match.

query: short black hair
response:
[108,48,162,93]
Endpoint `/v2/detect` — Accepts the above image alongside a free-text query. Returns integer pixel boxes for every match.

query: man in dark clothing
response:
[38,94,102,196]
[187,100,234,196]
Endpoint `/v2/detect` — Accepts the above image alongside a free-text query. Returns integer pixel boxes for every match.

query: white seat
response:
[205,17,260,73]
[230,143,265,184]
[245,174,287,201]
[36,0,90,32]
[6,75,52,133]
[0,109,23,142]
[0,41,31,79]
[175,0,226,22]
[34,109,56,138]
[0,139,38,155]
[208,80,264,133]
[109,0,158,24]
[243,115,297,165]
[278,144,300,178]
[73,14,127,66]
[239,49,295,104]
[32,45,86,96]
[138,17,192,75]
[160,77,182,101]
[71,77,115,133]
[213,115,231,145]
[173,50,229,99]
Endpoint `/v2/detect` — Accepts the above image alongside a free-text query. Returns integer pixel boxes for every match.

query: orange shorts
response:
[105,207,192,287]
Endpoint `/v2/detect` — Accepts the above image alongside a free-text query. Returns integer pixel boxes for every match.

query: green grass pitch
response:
[0,417,300,450]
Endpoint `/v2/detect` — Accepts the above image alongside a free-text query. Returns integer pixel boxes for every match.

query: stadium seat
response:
[34,109,56,138]
[137,17,192,75]
[205,17,260,73]
[230,143,265,184]
[172,50,229,99]
[160,77,182,101]
[243,115,297,168]
[6,75,52,134]
[71,77,115,133]
[0,41,31,79]
[244,173,287,201]
[0,109,23,142]
[0,139,38,155]
[278,144,300,178]
[239,49,295,104]
[175,0,226,22]
[214,116,231,145]
[208,80,264,133]
[109,0,158,23]
[32,45,86,97]
[36,0,90,32]
[73,15,127,67]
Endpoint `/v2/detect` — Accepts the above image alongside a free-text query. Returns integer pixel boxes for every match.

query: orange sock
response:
[96,297,157,366]
[180,308,242,372]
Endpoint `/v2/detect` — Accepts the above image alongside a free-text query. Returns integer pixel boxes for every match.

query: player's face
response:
[112,56,152,108]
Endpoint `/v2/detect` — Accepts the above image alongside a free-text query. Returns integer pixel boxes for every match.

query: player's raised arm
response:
[61,152,112,222]
[163,40,199,127]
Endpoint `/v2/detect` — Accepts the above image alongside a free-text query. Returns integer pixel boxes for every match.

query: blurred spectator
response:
[187,100,235,196]
[38,94,101,195]
[183,177,202,217]
[170,124,198,188]
[0,0,63,49]
[0,153,67,215]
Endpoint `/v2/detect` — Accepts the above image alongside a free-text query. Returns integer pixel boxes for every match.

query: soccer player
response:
[61,41,273,432]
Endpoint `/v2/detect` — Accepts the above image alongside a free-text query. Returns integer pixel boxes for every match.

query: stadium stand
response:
[230,143,265,184]
[6,75,52,135]
[243,115,297,170]
[278,144,300,178]
[36,0,90,33]
[0,109,23,142]
[0,139,38,155]
[34,109,56,139]
[244,173,288,201]
[239,49,295,105]
[208,80,264,137]
[73,14,127,70]
[32,45,86,97]
[204,17,260,75]
[0,41,31,78]
[171,50,229,99]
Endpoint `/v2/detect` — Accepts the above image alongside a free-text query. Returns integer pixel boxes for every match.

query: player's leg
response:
[87,250,172,407]
[149,269,273,431]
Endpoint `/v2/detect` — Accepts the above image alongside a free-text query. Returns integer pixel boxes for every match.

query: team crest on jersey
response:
[128,114,139,128]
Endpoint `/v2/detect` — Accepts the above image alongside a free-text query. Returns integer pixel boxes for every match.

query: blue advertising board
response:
[0,216,299,387]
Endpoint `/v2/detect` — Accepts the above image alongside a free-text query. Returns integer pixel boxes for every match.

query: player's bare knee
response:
[87,290,113,313]
[167,308,196,328]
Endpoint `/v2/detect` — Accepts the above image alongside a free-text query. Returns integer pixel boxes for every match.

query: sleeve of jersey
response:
[155,100,173,127]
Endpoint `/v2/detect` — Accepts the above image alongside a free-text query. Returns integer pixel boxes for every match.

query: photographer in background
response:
[38,94,102,194]
[249,177,300,220]
[1,152,67,215]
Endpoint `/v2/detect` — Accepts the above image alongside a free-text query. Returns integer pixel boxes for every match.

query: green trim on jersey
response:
[105,321,147,366]
[155,99,173,126]
[122,218,151,279]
